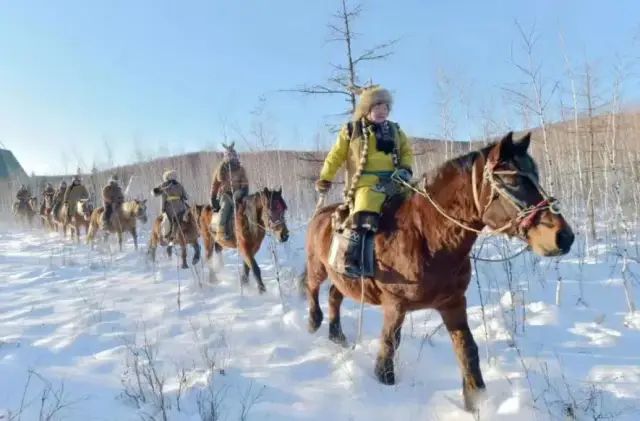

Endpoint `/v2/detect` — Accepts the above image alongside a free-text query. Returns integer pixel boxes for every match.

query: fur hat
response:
[109,174,119,184]
[163,170,177,182]
[72,175,81,183]
[59,180,67,188]
[352,85,393,121]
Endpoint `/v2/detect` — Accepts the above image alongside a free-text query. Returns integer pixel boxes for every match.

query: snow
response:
[1,222,639,420]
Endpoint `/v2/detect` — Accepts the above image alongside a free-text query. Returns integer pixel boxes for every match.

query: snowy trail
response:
[1,224,639,420]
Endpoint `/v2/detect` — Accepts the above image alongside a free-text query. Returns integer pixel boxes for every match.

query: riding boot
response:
[343,228,366,278]
[219,197,233,240]
[343,211,380,278]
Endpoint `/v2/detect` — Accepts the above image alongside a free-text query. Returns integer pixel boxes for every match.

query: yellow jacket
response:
[319,121,413,189]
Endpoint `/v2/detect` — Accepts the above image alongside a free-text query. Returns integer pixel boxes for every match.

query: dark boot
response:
[219,195,233,240]
[343,228,366,278]
[343,211,380,278]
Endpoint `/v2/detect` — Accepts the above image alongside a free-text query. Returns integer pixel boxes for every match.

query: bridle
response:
[475,156,561,237]
[260,194,287,232]
[397,151,561,237]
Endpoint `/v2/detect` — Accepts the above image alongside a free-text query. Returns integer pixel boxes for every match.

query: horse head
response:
[259,187,289,243]
[478,132,574,256]
[77,199,94,221]
[133,199,148,224]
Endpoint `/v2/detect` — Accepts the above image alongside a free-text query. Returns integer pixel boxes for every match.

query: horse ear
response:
[262,187,269,194]
[489,131,514,163]
[230,141,235,149]
[514,132,531,154]
[277,187,282,194]
[221,142,227,149]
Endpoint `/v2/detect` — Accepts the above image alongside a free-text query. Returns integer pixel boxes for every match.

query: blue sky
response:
[0,0,638,175]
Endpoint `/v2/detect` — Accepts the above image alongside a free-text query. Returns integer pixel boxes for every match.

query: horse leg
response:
[180,238,188,269]
[306,259,327,333]
[147,236,157,262]
[328,285,347,346]
[249,256,265,293]
[117,231,123,251]
[192,241,201,266]
[131,227,138,250]
[203,229,214,261]
[375,304,406,385]
[241,262,250,285]
[439,301,486,412]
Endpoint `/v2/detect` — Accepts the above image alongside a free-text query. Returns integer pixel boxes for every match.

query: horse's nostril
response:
[557,229,574,251]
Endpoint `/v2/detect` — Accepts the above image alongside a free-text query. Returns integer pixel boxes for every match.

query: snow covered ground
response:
[1,220,639,420]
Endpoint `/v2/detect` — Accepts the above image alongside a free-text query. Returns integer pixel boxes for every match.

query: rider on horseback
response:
[15,184,31,208]
[315,85,414,277]
[40,182,55,215]
[101,174,124,230]
[210,143,249,241]
[13,184,31,213]
[63,175,89,220]
[51,180,67,217]
[152,170,189,241]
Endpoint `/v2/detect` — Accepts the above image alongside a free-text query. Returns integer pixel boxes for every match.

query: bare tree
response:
[285,0,398,118]
[503,21,558,193]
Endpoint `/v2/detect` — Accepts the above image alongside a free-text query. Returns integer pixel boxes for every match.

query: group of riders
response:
[14,142,251,243]
[14,84,410,277]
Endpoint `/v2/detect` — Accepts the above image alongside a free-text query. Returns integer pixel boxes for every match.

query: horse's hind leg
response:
[328,285,347,346]
[117,231,123,251]
[439,300,486,412]
[374,304,406,385]
[306,258,327,333]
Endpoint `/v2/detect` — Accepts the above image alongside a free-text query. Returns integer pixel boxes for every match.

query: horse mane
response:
[422,143,495,189]
[243,192,262,239]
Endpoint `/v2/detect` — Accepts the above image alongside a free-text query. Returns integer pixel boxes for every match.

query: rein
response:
[395,153,560,238]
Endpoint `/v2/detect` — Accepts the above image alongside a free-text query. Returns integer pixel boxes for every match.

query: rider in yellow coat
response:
[315,85,413,276]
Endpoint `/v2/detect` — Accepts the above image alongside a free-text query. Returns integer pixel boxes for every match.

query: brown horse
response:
[199,188,290,293]
[86,199,148,250]
[303,132,574,411]
[51,200,70,237]
[148,207,201,269]
[66,199,94,242]
[40,194,56,230]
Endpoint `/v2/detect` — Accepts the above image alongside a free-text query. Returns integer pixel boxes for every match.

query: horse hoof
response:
[308,309,323,333]
[329,322,347,346]
[374,357,395,385]
[329,332,348,347]
[258,285,266,294]
[463,385,487,412]
[181,263,189,269]
[192,257,200,266]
